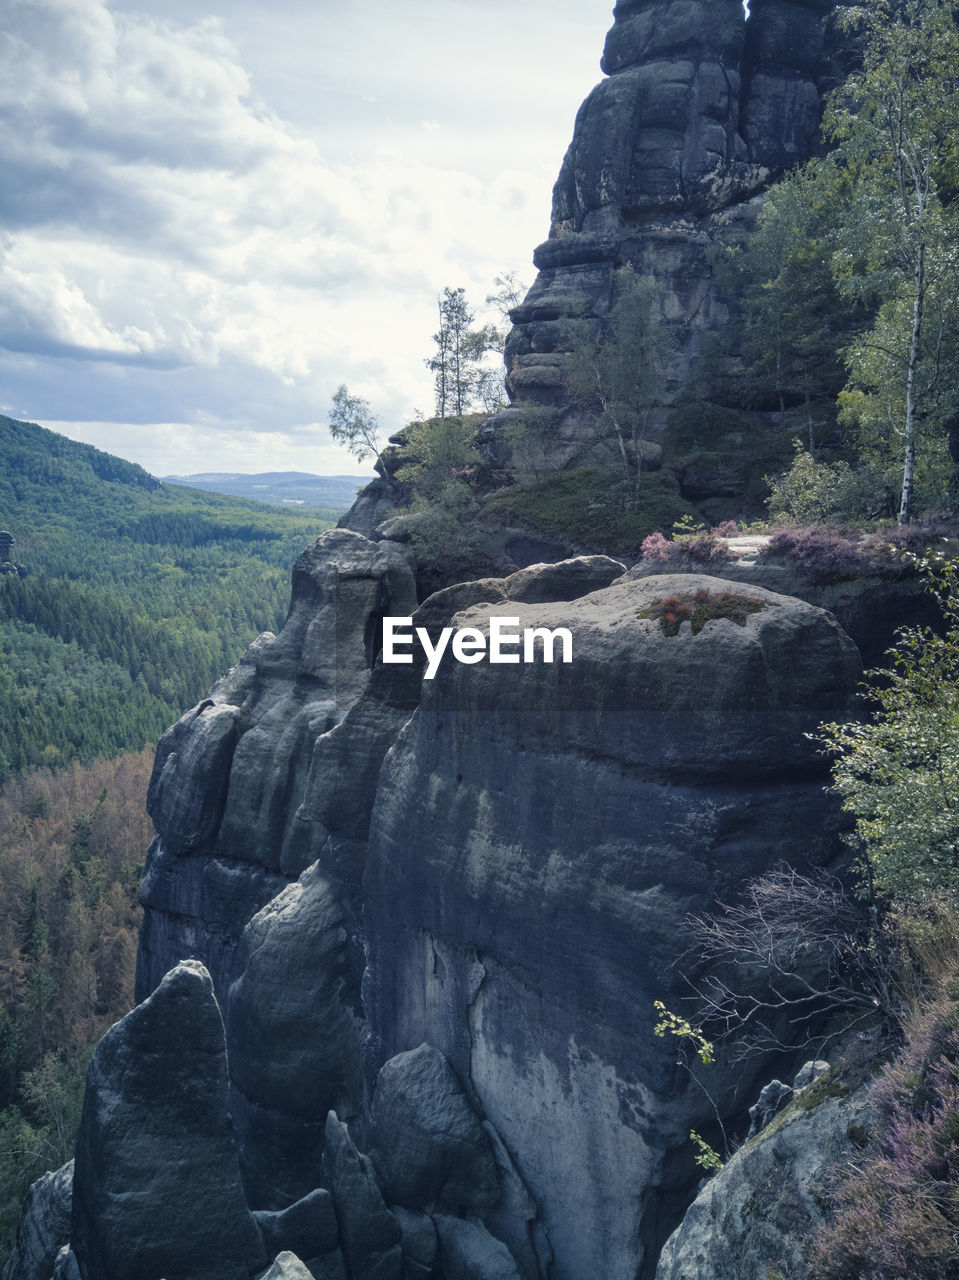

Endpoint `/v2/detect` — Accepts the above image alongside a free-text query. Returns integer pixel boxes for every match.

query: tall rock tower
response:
[503,0,849,410]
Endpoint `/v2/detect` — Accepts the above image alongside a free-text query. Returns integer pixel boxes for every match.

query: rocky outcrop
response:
[136,530,418,999]
[23,535,871,1280]
[628,546,941,665]
[655,1066,872,1280]
[503,1,850,422]
[70,960,265,1280]
[1,1161,72,1280]
[363,572,860,1278]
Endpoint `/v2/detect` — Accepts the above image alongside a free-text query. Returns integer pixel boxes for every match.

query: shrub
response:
[815,553,959,903]
[641,532,672,563]
[762,527,863,580]
[637,587,768,637]
[684,530,732,565]
[808,944,959,1280]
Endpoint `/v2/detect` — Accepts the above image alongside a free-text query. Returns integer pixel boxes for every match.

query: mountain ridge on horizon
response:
[163,470,371,510]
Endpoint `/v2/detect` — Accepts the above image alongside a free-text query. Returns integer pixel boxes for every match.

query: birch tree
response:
[827,0,959,524]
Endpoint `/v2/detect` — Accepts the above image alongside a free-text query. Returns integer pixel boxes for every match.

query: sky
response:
[0,0,620,477]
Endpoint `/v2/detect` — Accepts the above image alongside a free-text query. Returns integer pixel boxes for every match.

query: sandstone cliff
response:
[504,0,852,414]
[6,5,891,1279]
[10,528,867,1280]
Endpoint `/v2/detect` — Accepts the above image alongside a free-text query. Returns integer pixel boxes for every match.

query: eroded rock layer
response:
[18,533,868,1280]
[504,0,848,409]
[362,572,860,1279]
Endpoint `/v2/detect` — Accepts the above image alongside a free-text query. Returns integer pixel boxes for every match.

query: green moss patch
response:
[482,467,696,557]
[637,587,769,637]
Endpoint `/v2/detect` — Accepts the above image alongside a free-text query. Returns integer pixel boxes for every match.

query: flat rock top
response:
[425,572,861,776]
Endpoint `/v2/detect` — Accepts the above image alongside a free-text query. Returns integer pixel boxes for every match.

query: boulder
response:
[323,1113,403,1280]
[70,961,265,1280]
[390,1206,437,1274]
[253,1188,339,1264]
[655,1079,872,1280]
[256,1253,315,1280]
[1,1160,72,1280]
[433,1216,521,1280]
[369,1044,499,1212]
[503,556,626,603]
[226,863,364,1208]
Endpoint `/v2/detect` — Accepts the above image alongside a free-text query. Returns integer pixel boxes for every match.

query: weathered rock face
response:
[136,530,418,1000]
[226,862,365,1207]
[504,0,849,411]
[70,961,265,1280]
[363,573,861,1279]
[37,539,870,1280]
[655,1069,872,1280]
[1,1160,72,1280]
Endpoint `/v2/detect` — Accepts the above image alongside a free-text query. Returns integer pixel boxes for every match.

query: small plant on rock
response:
[638,588,768,637]
[653,1001,726,1173]
[641,531,672,563]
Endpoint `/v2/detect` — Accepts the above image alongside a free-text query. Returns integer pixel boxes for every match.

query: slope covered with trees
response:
[0,415,331,777]
[0,750,154,1258]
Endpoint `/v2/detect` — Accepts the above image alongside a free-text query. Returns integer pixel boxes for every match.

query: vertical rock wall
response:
[362,575,861,1278]
[503,0,848,411]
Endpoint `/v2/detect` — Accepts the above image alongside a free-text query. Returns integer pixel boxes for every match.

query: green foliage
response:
[816,552,959,901]
[766,441,862,523]
[394,415,485,561]
[0,750,153,1261]
[637,589,768,638]
[716,159,858,443]
[825,0,959,523]
[0,414,330,775]
[564,267,671,500]
[653,1002,725,1175]
[427,287,504,417]
[328,385,387,474]
[653,1000,715,1065]
[483,467,696,557]
[689,1130,724,1174]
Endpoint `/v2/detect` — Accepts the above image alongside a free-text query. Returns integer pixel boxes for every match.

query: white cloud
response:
[0,0,612,468]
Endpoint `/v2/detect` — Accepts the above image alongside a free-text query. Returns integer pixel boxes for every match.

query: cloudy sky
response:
[0,0,618,477]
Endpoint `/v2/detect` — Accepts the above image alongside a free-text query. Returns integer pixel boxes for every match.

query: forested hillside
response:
[0,751,155,1253]
[0,415,332,777]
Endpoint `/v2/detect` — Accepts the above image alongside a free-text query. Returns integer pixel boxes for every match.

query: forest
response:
[0,414,336,778]
[0,415,341,1262]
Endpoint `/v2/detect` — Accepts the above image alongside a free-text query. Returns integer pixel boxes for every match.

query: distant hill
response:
[163,470,370,511]
[0,415,334,777]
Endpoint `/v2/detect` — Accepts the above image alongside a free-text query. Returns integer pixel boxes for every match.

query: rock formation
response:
[1,1161,72,1280]
[655,1062,872,1280]
[7,6,892,1280]
[503,0,851,416]
[70,961,266,1280]
[20,521,861,1280]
